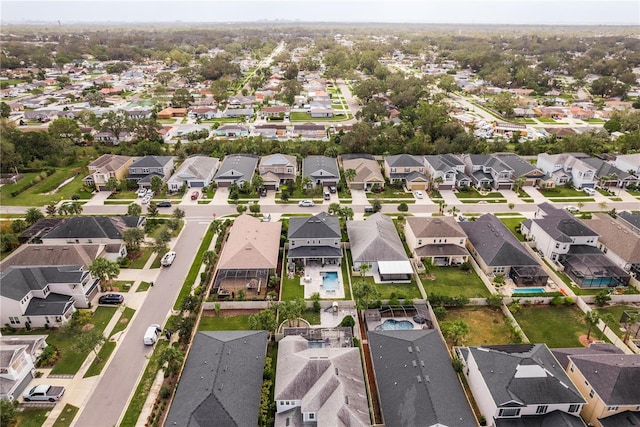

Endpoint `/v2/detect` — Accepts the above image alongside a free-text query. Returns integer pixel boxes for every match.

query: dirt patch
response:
[202,309,262,317]
[579,334,596,347]
[81,323,95,332]
[120,318,129,324]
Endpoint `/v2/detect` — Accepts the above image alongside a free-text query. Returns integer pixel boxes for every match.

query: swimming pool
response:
[375,319,414,331]
[512,287,546,295]
[322,271,339,291]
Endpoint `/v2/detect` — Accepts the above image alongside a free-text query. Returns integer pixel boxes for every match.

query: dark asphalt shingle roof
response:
[619,211,640,232]
[288,212,340,239]
[494,153,543,179]
[129,155,173,168]
[347,213,409,263]
[24,293,75,316]
[460,214,541,267]
[495,410,586,427]
[599,410,640,427]
[568,354,640,406]
[214,154,259,182]
[165,330,268,427]
[41,216,143,240]
[301,155,339,180]
[369,330,476,427]
[531,204,599,241]
[551,344,623,370]
[385,154,424,168]
[0,266,87,301]
[462,344,585,408]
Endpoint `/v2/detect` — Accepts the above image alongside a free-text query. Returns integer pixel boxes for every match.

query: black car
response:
[157,201,172,207]
[98,294,124,305]
[260,188,267,197]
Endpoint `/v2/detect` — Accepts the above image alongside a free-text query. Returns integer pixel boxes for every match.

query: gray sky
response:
[2,0,639,25]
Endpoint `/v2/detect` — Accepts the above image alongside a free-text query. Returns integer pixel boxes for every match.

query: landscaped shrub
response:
[551,296,564,306]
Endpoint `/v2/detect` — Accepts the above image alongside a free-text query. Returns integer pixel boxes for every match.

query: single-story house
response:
[167,155,219,192]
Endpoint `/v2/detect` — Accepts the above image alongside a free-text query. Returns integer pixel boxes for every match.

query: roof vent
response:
[408,347,413,353]
[417,376,422,383]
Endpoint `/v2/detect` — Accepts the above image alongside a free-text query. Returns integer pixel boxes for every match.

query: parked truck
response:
[23,384,65,402]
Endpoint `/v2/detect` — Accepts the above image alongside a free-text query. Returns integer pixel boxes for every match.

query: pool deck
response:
[367,316,423,331]
[303,264,345,299]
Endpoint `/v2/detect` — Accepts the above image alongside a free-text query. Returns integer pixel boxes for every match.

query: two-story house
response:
[301,156,340,188]
[127,155,174,190]
[405,217,469,266]
[259,153,297,190]
[0,335,48,401]
[460,214,549,287]
[521,203,630,288]
[583,213,640,277]
[340,154,385,191]
[214,154,259,187]
[166,155,219,192]
[537,153,598,189]
[461,154,515,190]
[423,154,468,190]
[581,157,638,188]
[383,154,429,191]
[288,212,341,267]
[614,153,640,177]
[457,344,586,427]
[83,154,134,191]
[552,345,640,427]
[493,153,549,187]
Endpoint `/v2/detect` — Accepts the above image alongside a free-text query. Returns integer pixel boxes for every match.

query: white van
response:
[143,324,162,346]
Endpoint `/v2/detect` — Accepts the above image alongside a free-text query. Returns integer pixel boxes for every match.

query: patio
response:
[300,262,345,299]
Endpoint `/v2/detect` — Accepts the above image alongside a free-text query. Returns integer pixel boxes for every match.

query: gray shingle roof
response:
[568,354,640,406]
[214,154,258,182]
[494,153,543,179]
[460,214,541,267]
[301,155,339,180]
[24,293,75,316]
[551,343,624,370]
[288,212,340,239]
[532,204,598,241]
[165,330,268,427]
[462,344,585,408]
[369,330,476,427]
[171,155,219,181]
[495,410,586,427]
[406,216,467,239]
[41,216,143,240]
[0,265,87,301]
[619,211,640,233]
[129,155,173,169]
[599,410,640,427]
[0,245,100,270]
[347,213,409,263]
[385,154,424,168]
[582,157,632,181]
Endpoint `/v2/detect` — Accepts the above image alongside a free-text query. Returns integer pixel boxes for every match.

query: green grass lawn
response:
[136,281,151,292]
[540,187,587,198]
[281,273,304,301]
[456,189,504,199]
[354,276,422,300]
[421,266,490,298]
[289,112,352,122]
[445,307,515,345]
[198,314,251,330]
[0,165,93,206]
[546,197,595,203]
[514,305,588,348]
[127,248,153,269]
[499,217,526,242]
[110,307,136,337]
[108,281,133,292]
[594,305,638,339]
[83,341,116,378]
[52,404,80,427]
[367,188,413,199]
[48,307,118,374]
[301,310,321,325]
[15,407,50,427]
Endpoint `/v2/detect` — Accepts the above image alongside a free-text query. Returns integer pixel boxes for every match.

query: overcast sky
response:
[2,0,639,25]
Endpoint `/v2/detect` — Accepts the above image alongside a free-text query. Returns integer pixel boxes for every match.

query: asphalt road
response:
[74,220,210,427]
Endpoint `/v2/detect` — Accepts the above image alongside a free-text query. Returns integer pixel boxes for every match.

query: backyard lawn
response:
[353,275,423,300]
[198,313,251,330]
[445,307,516,345]
[514,305,588,348]
[421,266,490,298]
[281,273,304,301]
[594,305,639,339]
[499,217,526,241]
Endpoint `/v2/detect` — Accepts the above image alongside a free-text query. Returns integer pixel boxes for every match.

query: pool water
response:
[512,287,546,294]
[322,271,339,290]
[375,319,414,331]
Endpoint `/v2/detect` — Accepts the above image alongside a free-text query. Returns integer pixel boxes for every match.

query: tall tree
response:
[25,207,44,225]
[352,281,380,310]
[157,346,185,376]
[122,227,145,252]
[585,310,600,341]
[127,203,142,217]
[171,88,194,108]
[100,110,130,142]
[89,257,120,287]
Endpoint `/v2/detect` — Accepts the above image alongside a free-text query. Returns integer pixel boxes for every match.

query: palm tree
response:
[344,168,356,184]
[448,206,459,217]
[359,263,371,277]
[598,201,608,211]
[623,312,639,343]
[585,310,600,341]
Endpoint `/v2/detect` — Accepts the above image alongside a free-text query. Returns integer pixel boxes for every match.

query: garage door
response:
[190,181,205,187]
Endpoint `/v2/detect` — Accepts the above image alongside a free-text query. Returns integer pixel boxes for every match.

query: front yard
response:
[539,187,588,198]
[455,188,504,199]
[513,305,589,348]
[420,266,490,298]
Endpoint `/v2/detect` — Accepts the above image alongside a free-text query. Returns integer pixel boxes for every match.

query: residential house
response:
[302,155,340,188]
[581,157,638,188]
[340,154,385,191]
[260,105,290,118]
[253,123,288,140]
[156,107,187,119]
[215,124,250,138]
[259,153,297,190]
[347,213,413,283]
[424,154,468,190]
[127,156,174,189]
[460,214,548,286]
[618,211,640,235]
[83,154,133,191]
[222,107,254,119]
[383,154,429,191]
[493,153,548,187]
[521,203,630,288]
[189,106,220,119]
[0,335,48,401]
[457,344,586,427]
[214,154,258,187]
[0,265,101,328]
[309,107,334,118]
[292,123,327,140]
[582,213,640,276]
[274,335,370,427]
[165,331,268,427]
[615,154,640,176]
[37,216,144,258]
[288,212,341,267]
[369,330,476,427]
[1,244,121,271]
[166,155,219,192]
[462,154,515,191]
[213,215,281,294]
[537,153,598,189]
[551,345,640,427]
[405,217,469,266]
[227,95,255,109]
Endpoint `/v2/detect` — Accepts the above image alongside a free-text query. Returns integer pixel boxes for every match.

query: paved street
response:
[74,221,210,427]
